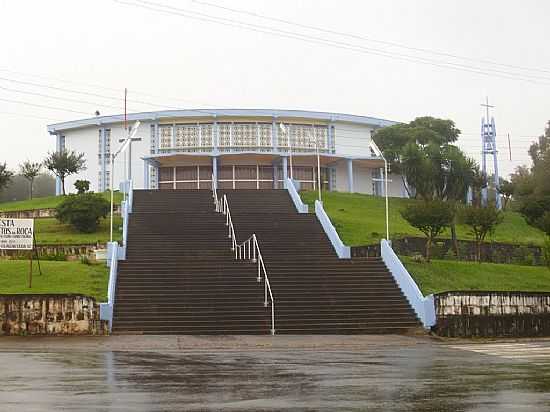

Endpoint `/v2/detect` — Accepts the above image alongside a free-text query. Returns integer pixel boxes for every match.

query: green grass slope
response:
[35,216,122,245]
[403,257,550,295]
[0,260,109,301]
[300,191,546,246]
[0,192,123,212]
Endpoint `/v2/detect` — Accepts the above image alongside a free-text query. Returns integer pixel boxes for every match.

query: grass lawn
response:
[300,191,546,246]
[402,256,550,295]
[0,192,123,212]
[35,216,123,245]
[0,260,109,301]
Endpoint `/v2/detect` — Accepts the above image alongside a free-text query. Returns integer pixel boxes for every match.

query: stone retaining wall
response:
[433,291,550,337]
[351,237,543,265]
[0,294,107,336]
[0,244,100,260]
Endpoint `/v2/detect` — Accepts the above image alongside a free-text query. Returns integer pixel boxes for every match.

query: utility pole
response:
[480,97,502,209]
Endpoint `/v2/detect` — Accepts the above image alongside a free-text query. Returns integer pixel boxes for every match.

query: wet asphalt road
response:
[1,336,550,411]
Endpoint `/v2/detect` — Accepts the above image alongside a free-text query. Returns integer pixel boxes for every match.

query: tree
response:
[19,160,42,200]
[461,206,504,262]
[56,193,110,233]
[43,149,86,195]
[0,162,14,194]
[374,116,462,198]
[498,179,515,210]
[400,201,454,262]
[74,180,90,194]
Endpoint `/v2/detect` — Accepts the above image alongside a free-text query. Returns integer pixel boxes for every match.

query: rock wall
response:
[434,291,550,337]
[351,237,543,266]
[0,294,107,336]
[0,244,100,260]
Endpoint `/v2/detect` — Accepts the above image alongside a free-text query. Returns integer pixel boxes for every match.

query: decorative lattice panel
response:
[159,125,173,149]
[219,123,231,147]
[233,123,256,147]
[289,125,328,150]
[277,124,289,147]
[200,124,213,147]
[150,124,156,154]
[259,123,272,147]
[175,125,199,148]
[104,129,111,156]
[314,126,328,150]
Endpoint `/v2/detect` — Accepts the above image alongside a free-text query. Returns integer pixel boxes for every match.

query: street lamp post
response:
[110,121,140,242]
[370,141,389,241]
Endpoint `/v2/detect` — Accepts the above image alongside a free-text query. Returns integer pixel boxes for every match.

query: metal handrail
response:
[213,194,276,335]
[236,234,275,335]
[212,174,221,212]
[220,195,238,256]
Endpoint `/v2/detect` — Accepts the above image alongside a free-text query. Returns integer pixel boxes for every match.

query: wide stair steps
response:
[112,190,271,334]
[220,189,421,334]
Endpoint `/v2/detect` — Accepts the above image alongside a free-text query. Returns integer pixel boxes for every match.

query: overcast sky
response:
[1,0,549,177]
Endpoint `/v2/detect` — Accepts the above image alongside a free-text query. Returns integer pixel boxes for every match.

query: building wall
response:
[62,121,152,193]
[333,122,373,157]
[62,126,100,194]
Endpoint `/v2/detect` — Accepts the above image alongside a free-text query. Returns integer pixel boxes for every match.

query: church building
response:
[47,109,407,196]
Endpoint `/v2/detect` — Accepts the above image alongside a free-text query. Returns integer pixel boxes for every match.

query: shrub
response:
[74,179,90,194]
[56,193,110,233]
[400,200,454,262]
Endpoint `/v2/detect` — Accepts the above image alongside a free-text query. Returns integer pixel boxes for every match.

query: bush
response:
[460,206,503,262]
[56,193,110,233]
[74,179,90,194]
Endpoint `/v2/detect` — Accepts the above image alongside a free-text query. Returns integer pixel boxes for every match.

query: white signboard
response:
[0,218,34,250]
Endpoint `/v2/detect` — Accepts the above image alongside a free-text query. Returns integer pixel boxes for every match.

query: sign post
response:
[0,218,41,287]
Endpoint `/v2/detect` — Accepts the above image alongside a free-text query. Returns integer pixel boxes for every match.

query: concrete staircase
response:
[112,189,421,334]
[112,190,271,334]
[221,189,421,334]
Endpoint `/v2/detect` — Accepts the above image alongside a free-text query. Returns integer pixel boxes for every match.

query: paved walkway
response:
[2,335,550,411]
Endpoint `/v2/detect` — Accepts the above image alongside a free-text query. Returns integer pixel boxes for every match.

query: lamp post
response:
[110,121,140,242]
[370,140,389,241]
[314,125,321,202]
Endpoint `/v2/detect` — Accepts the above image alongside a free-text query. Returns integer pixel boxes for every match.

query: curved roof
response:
[47,108,397,134]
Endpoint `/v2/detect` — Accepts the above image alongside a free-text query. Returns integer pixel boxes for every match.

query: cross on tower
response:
[480,97,501,209]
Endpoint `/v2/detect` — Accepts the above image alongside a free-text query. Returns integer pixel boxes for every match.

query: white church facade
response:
[46,109,408,197]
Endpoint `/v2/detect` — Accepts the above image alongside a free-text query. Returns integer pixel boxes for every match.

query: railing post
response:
[264,280,268,307]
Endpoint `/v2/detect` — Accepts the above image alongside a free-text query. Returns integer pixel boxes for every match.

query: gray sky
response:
[1,0,549,177]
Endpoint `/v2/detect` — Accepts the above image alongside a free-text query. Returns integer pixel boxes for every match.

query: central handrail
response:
[236,234,275,335]
[212,187,275,335]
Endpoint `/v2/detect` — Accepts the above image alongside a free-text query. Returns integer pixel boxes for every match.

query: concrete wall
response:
[0,294,107,335]
[434,291,550,337]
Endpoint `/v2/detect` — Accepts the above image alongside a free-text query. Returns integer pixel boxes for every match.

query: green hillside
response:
[403,257,550,295]
[300,191,546,246]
